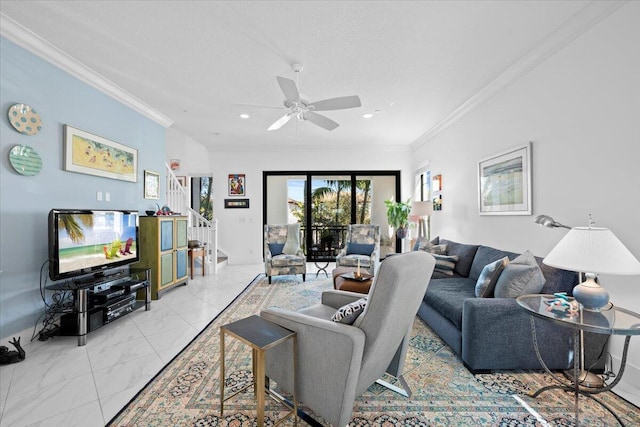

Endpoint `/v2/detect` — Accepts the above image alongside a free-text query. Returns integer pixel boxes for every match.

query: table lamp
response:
[410,201,433,240]
[542,219,640,311]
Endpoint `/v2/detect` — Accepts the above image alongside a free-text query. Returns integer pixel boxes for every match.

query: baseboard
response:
[610,354,640,407]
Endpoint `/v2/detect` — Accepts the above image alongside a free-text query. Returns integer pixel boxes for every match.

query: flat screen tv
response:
[48,209,140,281]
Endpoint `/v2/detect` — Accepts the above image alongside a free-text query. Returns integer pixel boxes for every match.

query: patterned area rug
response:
[109,275,639,426]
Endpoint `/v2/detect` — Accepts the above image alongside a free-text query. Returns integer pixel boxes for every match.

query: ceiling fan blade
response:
[304,111,339,131]
[276,76,300,103]
[268,113,293,131]
[308,95,361,111]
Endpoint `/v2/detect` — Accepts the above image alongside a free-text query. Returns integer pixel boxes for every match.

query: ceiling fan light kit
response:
[266,63,362,131]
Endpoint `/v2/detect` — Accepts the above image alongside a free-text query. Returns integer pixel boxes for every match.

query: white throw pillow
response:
[331,298,368,324]
[282,224,301,255]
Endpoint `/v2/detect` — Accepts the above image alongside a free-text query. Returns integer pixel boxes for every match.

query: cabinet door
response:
[160,253,174,286]
[176,248,188,280]
[160,219,174,252]
[176,218,188,248]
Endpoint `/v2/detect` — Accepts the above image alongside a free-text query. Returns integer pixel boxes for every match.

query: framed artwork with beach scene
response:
[478,142,531,215]
[63,125,137,182]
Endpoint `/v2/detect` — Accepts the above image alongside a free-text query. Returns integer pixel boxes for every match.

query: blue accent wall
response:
[0,38,167,339]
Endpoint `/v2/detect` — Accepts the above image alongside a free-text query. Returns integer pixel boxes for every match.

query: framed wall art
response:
[478,142,532,215]
[144,170,160,199]
[176,176,187,186]
[228,173,245,196]
[63,125,137,182]
[224,198,249,209]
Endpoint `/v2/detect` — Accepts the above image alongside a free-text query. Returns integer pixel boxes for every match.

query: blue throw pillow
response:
[346,243,375,255]
[475,256,509,298]
[268,243,285,256]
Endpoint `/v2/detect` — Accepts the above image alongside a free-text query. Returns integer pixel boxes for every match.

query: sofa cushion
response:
[538,259,578,294]
[475,256,509,297]
[439,239,480,277]
[469,246,519,281]
[414,237,446,254]
[432,254,459,276]
[331,297,367,324]
[423,278,476,329]
[494,250,546,298]
[271,254,305,267]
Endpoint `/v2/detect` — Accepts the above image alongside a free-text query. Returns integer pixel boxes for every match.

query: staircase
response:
[165,164,221,275]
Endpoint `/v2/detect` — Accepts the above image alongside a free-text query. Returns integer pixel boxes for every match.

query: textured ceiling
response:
[1,1,597,151]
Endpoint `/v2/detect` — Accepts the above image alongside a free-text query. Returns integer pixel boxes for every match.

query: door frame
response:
[263,170,402,256]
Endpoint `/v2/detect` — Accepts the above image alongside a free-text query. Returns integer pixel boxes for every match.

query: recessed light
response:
[239,113,250,119]
[362,113,374,119]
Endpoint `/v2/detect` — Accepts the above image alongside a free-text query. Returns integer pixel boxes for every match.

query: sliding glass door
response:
[264,171,400,261]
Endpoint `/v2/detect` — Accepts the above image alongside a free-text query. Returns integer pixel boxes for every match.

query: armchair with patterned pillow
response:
[336,224,381,274]
[264,223,306,284]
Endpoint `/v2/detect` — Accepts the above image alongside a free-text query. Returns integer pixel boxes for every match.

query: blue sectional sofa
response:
[417,238,606,372]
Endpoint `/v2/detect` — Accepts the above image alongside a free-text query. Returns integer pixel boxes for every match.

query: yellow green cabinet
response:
[134,216,188,299]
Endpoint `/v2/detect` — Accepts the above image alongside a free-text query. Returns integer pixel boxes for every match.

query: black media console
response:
[45,268,151,346]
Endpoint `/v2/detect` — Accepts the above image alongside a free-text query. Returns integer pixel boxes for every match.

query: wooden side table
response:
[332,267,374,294]
[188,246,206,279]
[220,315,298,426]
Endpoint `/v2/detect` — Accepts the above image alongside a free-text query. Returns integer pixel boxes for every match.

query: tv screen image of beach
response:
[57,211,138,275]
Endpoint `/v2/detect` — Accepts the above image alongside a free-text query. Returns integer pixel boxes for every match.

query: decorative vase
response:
[396,227,408,239]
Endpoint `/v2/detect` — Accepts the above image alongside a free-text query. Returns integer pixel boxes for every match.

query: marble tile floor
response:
[0,263,324,427]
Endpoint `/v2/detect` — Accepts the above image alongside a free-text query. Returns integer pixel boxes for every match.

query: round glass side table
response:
[517,294,640,426]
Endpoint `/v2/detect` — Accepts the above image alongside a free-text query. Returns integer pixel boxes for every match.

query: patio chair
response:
[264,223,306,284]
[335,224,380,274]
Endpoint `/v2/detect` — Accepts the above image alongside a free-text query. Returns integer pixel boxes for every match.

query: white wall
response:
[210,145,412,264]
[165,127,211,175]
[413,2,640,405]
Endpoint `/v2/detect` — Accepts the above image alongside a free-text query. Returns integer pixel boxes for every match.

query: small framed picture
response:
[224,198,249,209]
[144,170,160,199]
[228,173,245,196]
[176,176,187,187]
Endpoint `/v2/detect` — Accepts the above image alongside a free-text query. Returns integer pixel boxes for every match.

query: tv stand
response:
[45,268,150,346]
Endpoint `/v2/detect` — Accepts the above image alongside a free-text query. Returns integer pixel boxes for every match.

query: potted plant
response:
[384,198,412,239]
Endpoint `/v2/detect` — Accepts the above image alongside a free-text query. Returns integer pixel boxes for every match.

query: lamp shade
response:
[543,227,640,275]
[411,201,433,217]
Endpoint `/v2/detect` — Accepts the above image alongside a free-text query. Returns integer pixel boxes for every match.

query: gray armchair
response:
[264,224,306,284]
[260,251,435,427]
[335,224,381,274]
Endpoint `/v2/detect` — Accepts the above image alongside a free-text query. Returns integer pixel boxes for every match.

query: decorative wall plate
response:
[7,103,42,135]
[9,145,42,176]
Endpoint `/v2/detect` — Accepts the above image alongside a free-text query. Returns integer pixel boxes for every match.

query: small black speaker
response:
[59,308,104,334]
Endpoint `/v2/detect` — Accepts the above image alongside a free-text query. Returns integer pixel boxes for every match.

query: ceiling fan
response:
[267,64,362,131]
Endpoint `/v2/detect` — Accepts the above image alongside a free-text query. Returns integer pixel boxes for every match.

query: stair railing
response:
[165,164,218,275]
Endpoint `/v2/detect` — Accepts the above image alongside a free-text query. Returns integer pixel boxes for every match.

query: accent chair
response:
[335,224,381,274]
[264,223,306,284]
[260,251,435,427]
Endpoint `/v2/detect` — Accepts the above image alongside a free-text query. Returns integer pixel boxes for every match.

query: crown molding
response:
[0,13,174,128]
[411,0,627,152]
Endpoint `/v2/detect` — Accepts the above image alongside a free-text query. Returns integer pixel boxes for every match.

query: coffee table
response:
[332,266,374,294]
